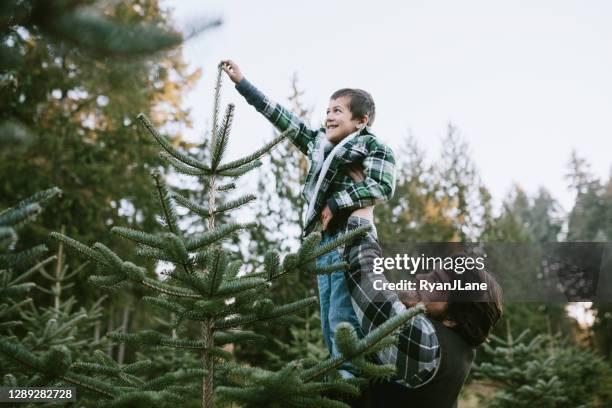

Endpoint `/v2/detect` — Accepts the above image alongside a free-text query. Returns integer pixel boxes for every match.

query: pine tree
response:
[0,0,220,148]
[565,151,612,360]
[0,65,428,407]
[376,128,489,244]
[473,323,612,407]
[0,188,62,329]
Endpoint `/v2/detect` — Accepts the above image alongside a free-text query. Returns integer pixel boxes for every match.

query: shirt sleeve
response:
[328,142,396,213]
[235,78,320,156]
[344,232,440,388]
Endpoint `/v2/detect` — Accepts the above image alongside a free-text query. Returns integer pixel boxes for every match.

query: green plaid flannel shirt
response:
[236,78,396,235]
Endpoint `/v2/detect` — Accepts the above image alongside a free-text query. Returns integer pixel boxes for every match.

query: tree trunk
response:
[117,306,130,365]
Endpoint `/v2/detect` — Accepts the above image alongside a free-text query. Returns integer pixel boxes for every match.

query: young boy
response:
[221,60,396,375]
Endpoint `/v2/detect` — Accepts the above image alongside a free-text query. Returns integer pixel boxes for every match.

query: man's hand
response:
[220,59,244,84]
[321,205,333,230]
[347,164,365,182]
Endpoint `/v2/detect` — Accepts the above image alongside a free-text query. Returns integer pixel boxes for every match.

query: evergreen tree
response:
[480,184,570,340]
[1,1,219,364]
[436,123,488,241]
[0,0,220,147]
[473,324,612,407]
[0,0,216,267]
[1,65,427,407]
[376,127,489,243]
[375,134,455,243]
[565,151,612,359]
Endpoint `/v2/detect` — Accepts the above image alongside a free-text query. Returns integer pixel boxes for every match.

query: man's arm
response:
[221,60,319,156]
[344,232,440,388]
[327,142,396,214]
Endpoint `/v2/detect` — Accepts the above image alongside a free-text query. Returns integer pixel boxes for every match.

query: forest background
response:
[1,1,610,407]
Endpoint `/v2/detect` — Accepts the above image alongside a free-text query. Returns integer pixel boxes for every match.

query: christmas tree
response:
[473,322,612,407]
[0,0,220,148]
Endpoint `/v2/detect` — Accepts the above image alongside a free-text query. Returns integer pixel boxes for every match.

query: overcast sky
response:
[163,0,611,214]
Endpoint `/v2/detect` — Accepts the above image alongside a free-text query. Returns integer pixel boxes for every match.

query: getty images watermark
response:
[369,242,612,302]
[372,253,488,292]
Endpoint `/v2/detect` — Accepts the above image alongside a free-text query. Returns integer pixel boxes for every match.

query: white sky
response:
[163,0,612,214]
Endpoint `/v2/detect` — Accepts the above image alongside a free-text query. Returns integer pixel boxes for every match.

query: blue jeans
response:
[316,229,363,370]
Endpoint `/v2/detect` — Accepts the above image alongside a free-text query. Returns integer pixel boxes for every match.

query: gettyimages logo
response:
[373,253,486,275]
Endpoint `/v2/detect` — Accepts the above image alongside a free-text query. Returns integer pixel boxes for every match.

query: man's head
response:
[402,266,502,347]
[325,89,375,143]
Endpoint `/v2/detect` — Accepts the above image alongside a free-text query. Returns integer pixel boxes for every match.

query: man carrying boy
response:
[221,59,396,376]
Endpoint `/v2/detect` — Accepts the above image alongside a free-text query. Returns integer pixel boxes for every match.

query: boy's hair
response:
[445,268,503,347]
[330,88,376,126]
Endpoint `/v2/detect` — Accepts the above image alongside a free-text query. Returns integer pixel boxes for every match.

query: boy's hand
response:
[347,164,365,182]
[321,205,333,230]
[220,59,244,84]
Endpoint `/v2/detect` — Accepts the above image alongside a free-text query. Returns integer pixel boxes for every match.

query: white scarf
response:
[303,129,360,226]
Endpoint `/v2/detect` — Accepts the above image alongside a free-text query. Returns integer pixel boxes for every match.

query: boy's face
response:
[325,96,366,143]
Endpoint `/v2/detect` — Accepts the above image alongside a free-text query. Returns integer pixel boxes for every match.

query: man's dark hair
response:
[330,88,376,126]
[445,268,503,347]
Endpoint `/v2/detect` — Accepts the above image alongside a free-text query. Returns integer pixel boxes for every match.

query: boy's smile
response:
[325,96,366,143]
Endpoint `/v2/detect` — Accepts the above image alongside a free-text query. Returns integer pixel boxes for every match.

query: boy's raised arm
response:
[221,60,319,156]
[327,141,396,214]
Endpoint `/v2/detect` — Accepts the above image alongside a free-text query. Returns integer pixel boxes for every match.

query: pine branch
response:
[168,268,210,295]
[308,225,371,260]
[217,160,262,177]
[159,151,208,176]
[0,244,47,269]
[300,304,426,382]
[0,226,17,249]
[215,297,317,329]
[216,276,268,297]
[217,183,236,192]
[0,337,116,398]
[140,277,202,299]
[210,103,234,170]
[160,232,193,275]
[264,250,281,280]
[108,331,210,350]
[204,247,226,295]
[312,263,348,274]
[49,232,109,266]
[185,222,256,251]
[135,245,175,263]
[214,330,265,345]
[137,113,209,171]
[151,171,181,234]
[143,368,206,390]
[7,187,62,213]
[54,234,202,297]
[211,64,223,147]
[173,193,256,218]
[0,203,42,229]
[42,7,221,57]
[215,194,257,214]
[111,227,165,249]
[217,128,294,171]
[172,192,210,218]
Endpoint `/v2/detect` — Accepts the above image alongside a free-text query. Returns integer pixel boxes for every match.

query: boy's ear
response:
[358,114,369,128]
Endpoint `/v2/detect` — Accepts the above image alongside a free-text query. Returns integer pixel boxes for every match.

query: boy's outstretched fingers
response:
[220,59,244,84]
